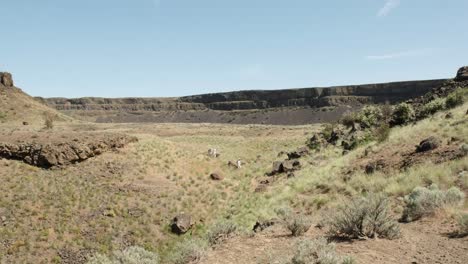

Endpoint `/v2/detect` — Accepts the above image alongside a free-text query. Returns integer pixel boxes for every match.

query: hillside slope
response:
[0,72,73,126]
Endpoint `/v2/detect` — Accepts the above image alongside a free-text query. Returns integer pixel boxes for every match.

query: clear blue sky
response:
[1,0,467,98]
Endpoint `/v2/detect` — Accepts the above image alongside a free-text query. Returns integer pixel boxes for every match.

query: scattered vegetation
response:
[420,98,446,117]
[276,208,312,236]
[43,112,55,129]
[291,238,355,264]
[326,194,400,239]
[401,185,465,222]
[205,220,239,246]
[445,88,466,108]
[86,246,159,264]
[373,123,391,143]
[168,238,207,264]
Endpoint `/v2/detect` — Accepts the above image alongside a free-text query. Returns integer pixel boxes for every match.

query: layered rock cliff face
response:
[36,66,468,124]
[40,79,447,113]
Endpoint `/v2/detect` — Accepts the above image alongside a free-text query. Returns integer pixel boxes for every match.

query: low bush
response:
[275,207,312,236]
[326,194,400,239]
[391,103,415,125]
[457,213,468,237]
[291,238,355,264]
[87,246,159,264]
[355,105,382,128]
[168,238,207,264]
[445,88,466,108]
[420,98,445,117]
[205,220,238,246]
[43,112,55,130]
[401,185,465,222]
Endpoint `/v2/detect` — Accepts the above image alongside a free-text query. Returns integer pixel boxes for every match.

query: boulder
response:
[171,214,192,235]
[455,66,468,81]
[416,137,441,152]
[270,160,301,175]
[210,173,223,181]
[0,72,13,87]
[287,147,310,160]
[272,161,283,173]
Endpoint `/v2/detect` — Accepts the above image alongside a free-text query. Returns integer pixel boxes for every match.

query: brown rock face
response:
[0,72,14,87]
[0,134,137,168]
[456,66,468,81]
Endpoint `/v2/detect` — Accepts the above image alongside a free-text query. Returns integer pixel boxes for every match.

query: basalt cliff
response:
[34,67,467,125]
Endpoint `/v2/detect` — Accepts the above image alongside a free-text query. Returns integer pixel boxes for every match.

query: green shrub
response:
[168,238,207,264]
[87,246,159,264]
[356,106,383,128]
[205,220,238,246]
[445,88,466,108]
[401,185,465,222]
[0,111,6,120]
[326,194,400,239]
[291,238,355,264]
[392,103,415,125]
[275,207,312,236]
[420,98,445,117]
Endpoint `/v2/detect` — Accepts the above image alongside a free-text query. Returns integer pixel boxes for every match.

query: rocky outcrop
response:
[0,72,13,87]
[456,66,468,81]
[0,134,137,168]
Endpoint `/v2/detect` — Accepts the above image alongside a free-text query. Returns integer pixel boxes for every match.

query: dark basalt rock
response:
[416,137,441,153]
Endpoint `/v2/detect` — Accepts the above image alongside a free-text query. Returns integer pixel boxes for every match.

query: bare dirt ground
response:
[201,215,468,264]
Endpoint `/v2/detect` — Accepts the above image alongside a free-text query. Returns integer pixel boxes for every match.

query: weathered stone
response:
[0,134,137,168]
[455,66,468,81]
[171,214,192,235]
[416,137,441,152]
[287,147,310,160]
[0,72,13,87]
[210,173,223,181]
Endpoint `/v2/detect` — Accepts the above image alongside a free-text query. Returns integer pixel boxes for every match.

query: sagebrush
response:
[86,246,159,264]
[291,238,354,264]
[326,194,400,239]
[401,185,465,222]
